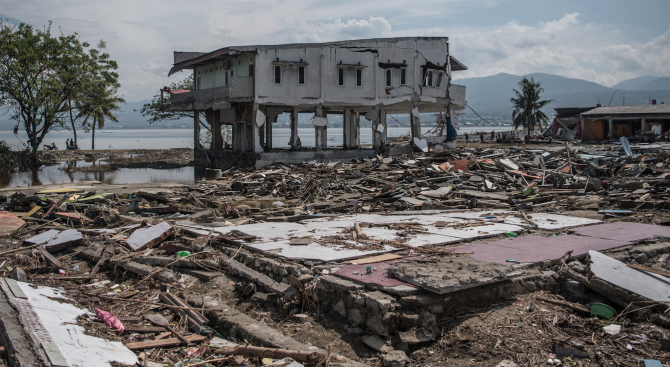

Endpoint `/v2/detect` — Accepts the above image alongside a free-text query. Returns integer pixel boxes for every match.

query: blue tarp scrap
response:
[445,116,458,142]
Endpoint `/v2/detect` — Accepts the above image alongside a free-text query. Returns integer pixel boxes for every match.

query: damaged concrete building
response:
[167,37,467,167]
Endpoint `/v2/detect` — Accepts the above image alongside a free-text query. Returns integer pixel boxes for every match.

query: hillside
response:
[454,73,670,118]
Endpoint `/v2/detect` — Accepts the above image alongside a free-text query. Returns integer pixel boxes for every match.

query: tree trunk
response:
[68,100,77,147]
[92,118,96,150]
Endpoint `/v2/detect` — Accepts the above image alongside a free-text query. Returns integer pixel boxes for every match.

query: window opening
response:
[274,65,281,84]
[338,68,344,86]
[356,69,362,87]
[386,69,392,87]
[436,72,443,88]
[401,68,406,85]
[426,70,433,87]
[298,66,305,85]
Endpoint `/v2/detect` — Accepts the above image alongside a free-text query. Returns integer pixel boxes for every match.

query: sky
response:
[1,0,668,103]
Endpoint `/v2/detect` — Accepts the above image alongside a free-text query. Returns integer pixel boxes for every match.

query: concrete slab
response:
[502,213,602,230]
[388,256,521,294]
[43,229,86,253]
[23,229,60,246]
[334,261,417,288]
[0,211,24,236]
[125,222,174,251]
[570,222,670,242]
[12,280,138,366]
[588,250,670,303]
[448,235,628,265]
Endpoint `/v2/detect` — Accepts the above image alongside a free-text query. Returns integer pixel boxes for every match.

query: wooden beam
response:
[124,335,206,350]
[36,246,62,268]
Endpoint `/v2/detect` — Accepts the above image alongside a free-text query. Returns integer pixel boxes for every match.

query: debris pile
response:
[0,140,669,366]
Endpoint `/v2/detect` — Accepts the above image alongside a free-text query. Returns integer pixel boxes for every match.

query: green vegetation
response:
[510,77,553,143]
[0,21,121,153]
[139,75,230,148]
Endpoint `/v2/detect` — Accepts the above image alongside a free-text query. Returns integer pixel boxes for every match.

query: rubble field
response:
[0,140,669,367]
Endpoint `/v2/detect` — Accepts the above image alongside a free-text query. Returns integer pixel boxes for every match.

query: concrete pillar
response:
[194,110,200,150]
[580,117,585,141]
[410,102,421,139]
[373,105,382,150]
[252,103,263,153]
[354,111,361,148]
[343,109,350,149]
[322,119,328,149]
[380,108,387,145]
[290,107,299,150]
[265,111,273,150]
[315,105,324,152]
[608,118,614,139]
[641,117,646,133]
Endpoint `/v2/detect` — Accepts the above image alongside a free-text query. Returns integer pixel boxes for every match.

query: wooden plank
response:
[348,253,403,265]
[21,206,42,219]
[36,246,63,268]
[3,278,27,299]
[627,263,670,278]
[535,295,589,313]
[123,326,166,333]
[124,334,206,350]
[42,194,67,219]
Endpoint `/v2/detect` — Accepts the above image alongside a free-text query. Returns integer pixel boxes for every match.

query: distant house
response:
[579,103,670,141]
[166,37,467,166]
[547,103,670,141]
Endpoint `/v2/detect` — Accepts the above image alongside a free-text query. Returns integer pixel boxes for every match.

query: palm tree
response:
[510,77,553,143]
[78,88,125,150]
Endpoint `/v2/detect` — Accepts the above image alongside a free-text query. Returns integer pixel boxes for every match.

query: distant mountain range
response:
[1,74,668,131]
[453,73,669,118]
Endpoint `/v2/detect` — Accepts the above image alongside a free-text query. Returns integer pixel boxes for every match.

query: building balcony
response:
[169,76,254,111]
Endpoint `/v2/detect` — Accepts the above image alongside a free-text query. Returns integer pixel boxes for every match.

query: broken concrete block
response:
[0,211,24,236]
[420,186,452,199]
[123,261,176,283]
[348,308,365,326]
[397,328,436,344]
[23,229,60,246]
[177,268,222,281]
[388,256,519,294]
[383,350,408,367]
[227,259,290,296]
[125,222,174,251]
[361,334,394,353]
[333,299,347,318]
[43,229,86,253]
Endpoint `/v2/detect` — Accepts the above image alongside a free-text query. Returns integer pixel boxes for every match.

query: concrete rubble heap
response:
[0,140,670,366]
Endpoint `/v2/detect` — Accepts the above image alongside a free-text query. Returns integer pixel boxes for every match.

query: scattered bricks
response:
[361,334,394,353]
[23,229,60,246]
[125,222,174,251]
[43,229,86,253]
[123,261,177,283]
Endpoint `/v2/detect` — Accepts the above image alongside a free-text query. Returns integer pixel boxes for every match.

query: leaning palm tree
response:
[510,77,553,143]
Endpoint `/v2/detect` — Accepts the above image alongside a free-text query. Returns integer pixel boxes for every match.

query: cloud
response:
[289,16,392,43]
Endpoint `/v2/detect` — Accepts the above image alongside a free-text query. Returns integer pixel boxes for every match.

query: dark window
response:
[356,69,362,87]
[426,70,433,87]
[338,68,344,86]
[400,68,406,85]
[436,72,443,88]
[231,69,233,76]
[386,69,392,87]
[197,77,201,90]
[225,71,228,86]
[298,66,305,85]
[274,65,281,84]
[248,64,254,77]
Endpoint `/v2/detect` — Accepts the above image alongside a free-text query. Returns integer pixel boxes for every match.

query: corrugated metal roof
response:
[581,104,670,116]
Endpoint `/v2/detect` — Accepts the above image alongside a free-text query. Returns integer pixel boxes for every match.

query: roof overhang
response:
[449,56,468,71]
